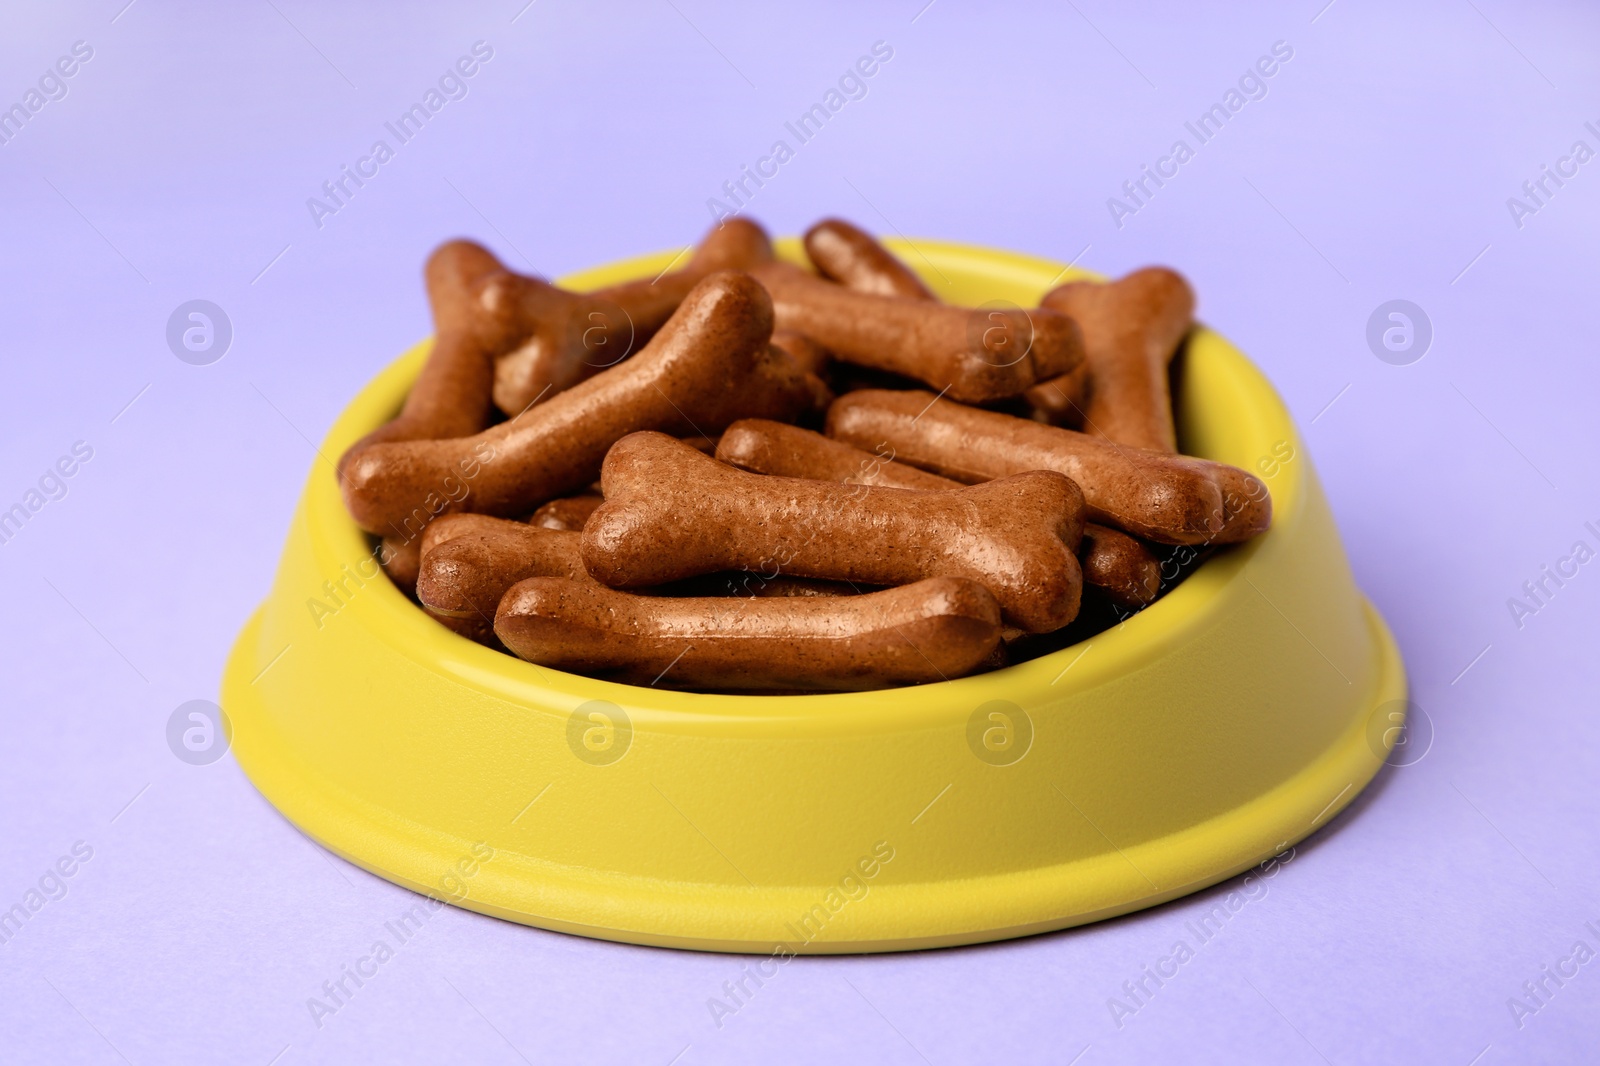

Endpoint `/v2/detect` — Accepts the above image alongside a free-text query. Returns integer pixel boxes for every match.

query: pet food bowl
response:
[223,238,1406,953]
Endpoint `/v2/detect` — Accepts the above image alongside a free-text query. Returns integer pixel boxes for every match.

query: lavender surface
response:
[2,2,1596,1062]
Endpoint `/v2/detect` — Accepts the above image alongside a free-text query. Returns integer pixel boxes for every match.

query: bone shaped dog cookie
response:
[802,218,935,301]
[417,518,589,624]
[1029,267,1195,452]
[769,329,831,378]
[1021,361,1091,429]
[1077,522,1163,609]
[749,260,1083,403]
[422,505,854,624]
[341,272,825,536]
[489,219,775,414]
[826,389,1273,545]
[495,575,1002,691]
[715,417,955,490]
[529,495,604,531]
[717,419,1161,608]
[582,431,1085,633]
[1035,270,1269,537]
[339,239,508,474]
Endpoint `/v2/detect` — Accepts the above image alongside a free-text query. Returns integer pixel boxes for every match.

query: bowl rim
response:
[310,238,1296,727]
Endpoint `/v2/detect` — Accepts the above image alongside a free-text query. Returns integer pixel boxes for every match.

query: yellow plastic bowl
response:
[223,239,1406,954]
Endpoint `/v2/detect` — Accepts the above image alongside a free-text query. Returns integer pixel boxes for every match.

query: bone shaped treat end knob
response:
[802,218,935,301]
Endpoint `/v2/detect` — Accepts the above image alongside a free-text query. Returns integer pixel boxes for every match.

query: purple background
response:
[3,1,1598,1062]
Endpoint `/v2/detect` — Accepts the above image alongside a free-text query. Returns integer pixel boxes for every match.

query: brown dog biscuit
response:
[802,218,936,301]
[1079,523,1162,609]
[419,512,519,556]
[1025,265,1267,539]
[379,535,423,595]
[715,418,954,490]
[412,513,564,645]
[749,260,1083,403]
[341,272,823,536]
[383,487,521,597]
[417,520,588,623]
[584,218,774,343]
[495,575,1001,691]
[800,225,1084,415]
[583,432,1084,633]
[791,234,1083,410]
[1203,460,1273,544]
[416,510,846,622]
[718,418,1164,608]
[1037,267,1195,452]
[339,240,507,473]
[825,389,1259,545]
[477,271,601,415]
[491,220,774,414]
[427,239,511,331]
[529,495,604,531]
[1022,360,1090,429]
[769,329,831,377]
[973,637,1010,673]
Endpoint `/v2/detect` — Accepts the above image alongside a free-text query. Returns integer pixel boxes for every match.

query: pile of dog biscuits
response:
[336,218,1270,693]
